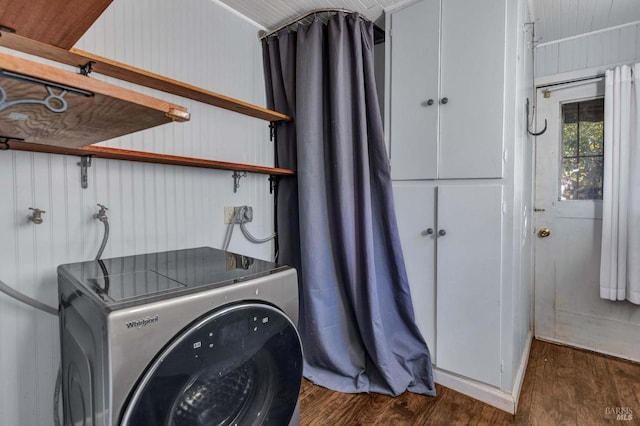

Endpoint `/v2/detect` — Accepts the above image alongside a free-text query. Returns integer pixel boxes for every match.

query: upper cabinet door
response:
[389,0,440,180]
[388,0,506,181]
[438,0,506,179]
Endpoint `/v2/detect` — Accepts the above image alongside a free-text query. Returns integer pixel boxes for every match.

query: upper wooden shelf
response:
[0,31,292,122]
[7,141,295,176]
[0,51,189,148]
[0,0,113,49]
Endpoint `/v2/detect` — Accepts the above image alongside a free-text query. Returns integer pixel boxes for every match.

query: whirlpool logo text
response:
[125,315,159,329]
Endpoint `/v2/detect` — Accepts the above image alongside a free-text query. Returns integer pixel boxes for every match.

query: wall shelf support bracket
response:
[0,135,24,150]
[0,69,94,114]
[232,171,247,193]
[79,61,95,77]
[268,175,279,194]
[77,155,93,189]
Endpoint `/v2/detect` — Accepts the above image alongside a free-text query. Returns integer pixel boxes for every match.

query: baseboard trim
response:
[512,330,534,412]
[433,369,515,414]
[433,330,534,415]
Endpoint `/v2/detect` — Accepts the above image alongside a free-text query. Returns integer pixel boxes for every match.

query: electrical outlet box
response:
[224,207,235,224]
[225,252,237,270]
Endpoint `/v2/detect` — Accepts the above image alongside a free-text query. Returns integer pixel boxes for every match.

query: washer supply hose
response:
[240,221,276,244]
[0,278,57,316]
[223,206,276,250]
[95,219,109,261]
[0,279,61,425]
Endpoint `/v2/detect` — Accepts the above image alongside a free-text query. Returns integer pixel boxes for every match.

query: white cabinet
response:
[393,182,503,386]
[389,0,506,180]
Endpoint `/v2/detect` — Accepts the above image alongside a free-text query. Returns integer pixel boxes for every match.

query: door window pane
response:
[559,98,604,200]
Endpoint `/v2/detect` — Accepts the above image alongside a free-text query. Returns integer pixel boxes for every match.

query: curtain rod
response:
[537,74,605,91]
[259,8,372,40]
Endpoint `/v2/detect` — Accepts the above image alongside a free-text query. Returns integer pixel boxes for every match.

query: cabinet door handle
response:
[438,229,446,236]
[421,228,434,236]
[421,99,435,107]
[440,97,448,105]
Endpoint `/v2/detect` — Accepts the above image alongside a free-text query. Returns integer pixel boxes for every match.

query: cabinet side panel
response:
[438,0,506,179]
[389,0,439,180]
[436,185,503,387]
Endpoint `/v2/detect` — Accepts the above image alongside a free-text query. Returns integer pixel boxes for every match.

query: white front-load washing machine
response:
[57,247,303,425]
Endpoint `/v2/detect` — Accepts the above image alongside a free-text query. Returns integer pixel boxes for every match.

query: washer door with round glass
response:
[121,303,303,426]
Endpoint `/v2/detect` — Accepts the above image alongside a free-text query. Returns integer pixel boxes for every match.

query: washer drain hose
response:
[0,278,57,316]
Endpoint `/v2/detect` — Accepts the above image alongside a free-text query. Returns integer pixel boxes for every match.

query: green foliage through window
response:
[560,98,604,200]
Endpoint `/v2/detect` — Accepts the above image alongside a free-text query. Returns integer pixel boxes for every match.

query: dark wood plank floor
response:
[299,339,640,425]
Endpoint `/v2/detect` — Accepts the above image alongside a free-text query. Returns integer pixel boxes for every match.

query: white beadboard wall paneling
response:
[0,153,18,426]
[33,153,61,426]
[0,0,276,424]
[535,22,640,79]
[13,153,42,426]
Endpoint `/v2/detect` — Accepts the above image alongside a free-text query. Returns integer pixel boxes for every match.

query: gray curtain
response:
[262,12,435,397]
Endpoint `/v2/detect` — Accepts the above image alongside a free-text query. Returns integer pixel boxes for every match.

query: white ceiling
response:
[216,0,406,32]
[217,0,640,43]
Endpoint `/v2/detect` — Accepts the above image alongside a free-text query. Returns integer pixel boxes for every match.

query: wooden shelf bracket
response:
[232,171,247,193]
[0,68,94,113]
[0,135,23,150]
[77,155,93,189]
[268,175,279,194]
[79,60,96,76]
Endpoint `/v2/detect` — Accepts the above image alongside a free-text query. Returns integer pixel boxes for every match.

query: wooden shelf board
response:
[0,31,292,122]
[0,51,189,148]
[0,0,112,49]
[7,141,296,176]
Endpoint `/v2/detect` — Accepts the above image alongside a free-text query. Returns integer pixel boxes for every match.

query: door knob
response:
[537,227,551,238]
[421,228,434,236]
[421,99,435,107]
[440,97,449,104]
[438,229,446,236]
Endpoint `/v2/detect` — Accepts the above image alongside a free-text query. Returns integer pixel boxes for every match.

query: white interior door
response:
[534,80,640,359]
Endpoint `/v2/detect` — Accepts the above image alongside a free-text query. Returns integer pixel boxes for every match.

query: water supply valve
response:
[28,207,45,224]
[95,204,109,222]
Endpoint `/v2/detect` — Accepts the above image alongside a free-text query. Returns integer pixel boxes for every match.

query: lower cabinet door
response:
[392,182,437,359]
[436,184,503,387]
